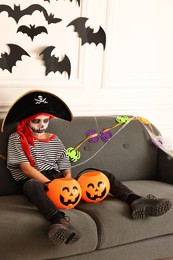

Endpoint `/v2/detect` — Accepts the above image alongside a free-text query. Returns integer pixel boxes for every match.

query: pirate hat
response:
[1,90,73,132]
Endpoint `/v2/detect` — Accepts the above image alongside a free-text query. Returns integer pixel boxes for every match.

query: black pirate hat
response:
[1,90,73,132]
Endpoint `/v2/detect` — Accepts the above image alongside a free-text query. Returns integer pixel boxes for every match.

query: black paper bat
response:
[0,4,62,24]
[17,24,48,41]
[0,44,30,73]
[67,17,106,49]
[40,46,71,78]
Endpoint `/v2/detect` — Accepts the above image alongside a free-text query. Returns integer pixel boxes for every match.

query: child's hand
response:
[44,181,51,192]
[62,169,72,178]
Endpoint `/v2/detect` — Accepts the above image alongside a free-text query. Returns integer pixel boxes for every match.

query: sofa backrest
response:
[0,116,159,196]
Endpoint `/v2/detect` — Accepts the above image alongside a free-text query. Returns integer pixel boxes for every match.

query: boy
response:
[4,90,171,246]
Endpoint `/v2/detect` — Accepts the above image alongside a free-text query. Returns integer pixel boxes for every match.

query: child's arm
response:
[61,169,72,178]
[20,162,50,184]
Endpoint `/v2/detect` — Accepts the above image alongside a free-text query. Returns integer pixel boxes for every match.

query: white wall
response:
[0,0,173,142]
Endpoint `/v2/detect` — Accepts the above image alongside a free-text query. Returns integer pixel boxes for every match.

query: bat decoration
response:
[17,24,48,41]
[40,46,71,78]
[0,4,62,24]
[67,17,106,49]
[0,44,30,73]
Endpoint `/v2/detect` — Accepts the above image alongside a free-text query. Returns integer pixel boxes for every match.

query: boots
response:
[48,217,81,245]
[130,195,172,219]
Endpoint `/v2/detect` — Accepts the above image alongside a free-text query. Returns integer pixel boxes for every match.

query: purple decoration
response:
[85,128,99,143]
[100,128,112,142]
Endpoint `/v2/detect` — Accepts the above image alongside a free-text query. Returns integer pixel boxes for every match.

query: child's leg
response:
[102,170,171,219]
[22,179,80,245]
[101,170,141,203]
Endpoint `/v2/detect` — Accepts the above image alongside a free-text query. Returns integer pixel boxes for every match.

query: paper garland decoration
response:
[1,115,173,162]
[66,116,173,163]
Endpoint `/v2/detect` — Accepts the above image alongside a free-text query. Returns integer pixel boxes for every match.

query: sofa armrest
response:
[157,149,173,184]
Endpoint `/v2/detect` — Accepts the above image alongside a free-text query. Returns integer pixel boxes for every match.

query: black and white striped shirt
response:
[7,132,71,181]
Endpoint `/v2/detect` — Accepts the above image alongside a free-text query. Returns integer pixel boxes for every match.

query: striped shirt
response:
[7,132,71,181]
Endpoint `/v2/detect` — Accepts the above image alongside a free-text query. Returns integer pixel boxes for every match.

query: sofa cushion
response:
[53,235,173,260]
[77,180,173,249]
[0,195,98,260]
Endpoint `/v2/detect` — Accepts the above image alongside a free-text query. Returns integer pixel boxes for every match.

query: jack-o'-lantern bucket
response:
[47,178,82,209]
[78,171,110,203]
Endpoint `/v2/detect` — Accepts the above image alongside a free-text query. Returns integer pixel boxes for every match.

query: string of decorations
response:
[0,115,172,162]
[66,115,173,165]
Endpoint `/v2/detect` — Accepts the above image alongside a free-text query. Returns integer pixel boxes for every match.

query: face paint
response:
[27,115,50,136]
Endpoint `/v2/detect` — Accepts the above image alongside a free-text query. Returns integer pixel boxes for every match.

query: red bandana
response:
[16,113,54,166]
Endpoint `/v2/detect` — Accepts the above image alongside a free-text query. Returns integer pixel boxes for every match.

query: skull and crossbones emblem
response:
[34,95,48,105]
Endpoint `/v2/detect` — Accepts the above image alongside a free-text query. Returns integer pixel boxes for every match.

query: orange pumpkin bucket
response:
[78,171,110,203]
[47,178,82,209]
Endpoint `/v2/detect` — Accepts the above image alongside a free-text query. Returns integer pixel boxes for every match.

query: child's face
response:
[27,115,50,136]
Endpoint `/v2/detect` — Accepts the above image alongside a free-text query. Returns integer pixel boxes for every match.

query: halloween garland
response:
[66,116,173,167]
[0,115,173,163]
[0,2,106,77]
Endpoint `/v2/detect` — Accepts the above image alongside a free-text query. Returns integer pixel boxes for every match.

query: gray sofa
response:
[1,115,173,260]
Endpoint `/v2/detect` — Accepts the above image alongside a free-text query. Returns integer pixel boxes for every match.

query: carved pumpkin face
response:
[78,171,110,203]
[47,178,82,209]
